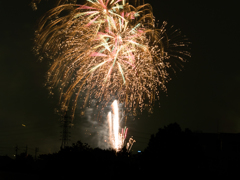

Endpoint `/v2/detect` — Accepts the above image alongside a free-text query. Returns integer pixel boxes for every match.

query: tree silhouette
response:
[142,123,202,176]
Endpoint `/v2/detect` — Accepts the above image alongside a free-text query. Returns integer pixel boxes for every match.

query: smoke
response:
[85,100,110,149]
[75,98,125,150]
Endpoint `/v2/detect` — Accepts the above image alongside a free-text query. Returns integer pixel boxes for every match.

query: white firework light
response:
[108,100,129,151]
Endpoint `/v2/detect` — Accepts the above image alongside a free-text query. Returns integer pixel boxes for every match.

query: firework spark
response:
[126,136,135,152]
[107,100,128,151]
[33,0,190,119]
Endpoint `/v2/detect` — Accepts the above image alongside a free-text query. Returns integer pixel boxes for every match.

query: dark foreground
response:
[1,123,240,179]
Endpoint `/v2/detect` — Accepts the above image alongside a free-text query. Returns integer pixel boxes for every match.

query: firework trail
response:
[32,0,190,119]
[107,100,128,151]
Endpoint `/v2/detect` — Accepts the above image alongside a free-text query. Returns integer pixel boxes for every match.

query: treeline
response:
[1,123,240,178]
[142,123,240,177]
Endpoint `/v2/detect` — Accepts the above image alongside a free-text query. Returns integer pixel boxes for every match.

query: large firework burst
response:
[32,0,190,119]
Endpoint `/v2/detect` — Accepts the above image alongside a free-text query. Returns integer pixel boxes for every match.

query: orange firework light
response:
[33,0,190,119]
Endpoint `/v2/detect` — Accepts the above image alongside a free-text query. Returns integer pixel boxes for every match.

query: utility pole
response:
[25,145,28,157]
[60,111,71,149]
[15,145,19,159]
[35,147,39,160]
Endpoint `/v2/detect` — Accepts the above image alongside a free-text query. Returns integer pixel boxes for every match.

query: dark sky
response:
[0,0,239,156]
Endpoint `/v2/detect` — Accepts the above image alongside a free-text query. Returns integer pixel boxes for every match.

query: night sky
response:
[0,0,239,156]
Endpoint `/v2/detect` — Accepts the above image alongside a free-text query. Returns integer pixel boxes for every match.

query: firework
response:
[126,136,135,152]
[33,0,190,119]
[107,100,128,151]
